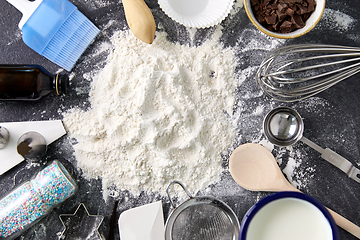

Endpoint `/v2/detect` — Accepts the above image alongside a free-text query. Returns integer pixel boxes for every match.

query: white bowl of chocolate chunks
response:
[244,0,325,38]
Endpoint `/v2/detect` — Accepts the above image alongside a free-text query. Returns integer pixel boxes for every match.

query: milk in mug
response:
[246,198,333,240]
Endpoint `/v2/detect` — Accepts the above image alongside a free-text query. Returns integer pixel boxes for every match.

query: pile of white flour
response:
[63,29,238,197]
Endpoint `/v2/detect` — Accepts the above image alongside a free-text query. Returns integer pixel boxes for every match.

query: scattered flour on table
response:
[63,29,238,198]
[319,8,356,32]
[230,0,244,15]
[83,0,112,9]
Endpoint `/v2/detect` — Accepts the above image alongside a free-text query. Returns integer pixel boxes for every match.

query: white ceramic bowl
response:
[158,0,234,28]
[244,0,325,38]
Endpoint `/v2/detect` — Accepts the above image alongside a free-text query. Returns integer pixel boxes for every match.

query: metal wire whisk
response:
[255,44,360,102]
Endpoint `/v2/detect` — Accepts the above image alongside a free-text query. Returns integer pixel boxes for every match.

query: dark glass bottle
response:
[0,65,69,100]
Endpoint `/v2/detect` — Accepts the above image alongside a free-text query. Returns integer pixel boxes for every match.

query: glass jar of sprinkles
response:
[0,160,78,239]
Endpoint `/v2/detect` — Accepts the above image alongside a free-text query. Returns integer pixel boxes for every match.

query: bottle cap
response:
[56,73,69,95]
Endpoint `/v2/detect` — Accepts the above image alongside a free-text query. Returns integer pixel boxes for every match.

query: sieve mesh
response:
[170,203,235,240]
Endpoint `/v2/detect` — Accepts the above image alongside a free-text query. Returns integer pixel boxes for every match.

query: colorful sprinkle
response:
[0,161,77,238]
[32,160,78,206]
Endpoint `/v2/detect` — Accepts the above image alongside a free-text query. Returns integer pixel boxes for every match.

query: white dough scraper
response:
[119,201,165,240]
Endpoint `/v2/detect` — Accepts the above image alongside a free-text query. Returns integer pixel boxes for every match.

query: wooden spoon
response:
[122,0,156,44]
[229,143,360,239]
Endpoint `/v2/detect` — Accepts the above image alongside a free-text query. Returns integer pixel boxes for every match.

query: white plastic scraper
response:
[119,201,165,240]
[0,120,66,175]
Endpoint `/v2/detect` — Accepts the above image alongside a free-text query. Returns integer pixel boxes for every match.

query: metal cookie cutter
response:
[59,203,104,240]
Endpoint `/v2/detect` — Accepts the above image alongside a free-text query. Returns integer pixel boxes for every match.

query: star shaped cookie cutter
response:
[59,203,104,240]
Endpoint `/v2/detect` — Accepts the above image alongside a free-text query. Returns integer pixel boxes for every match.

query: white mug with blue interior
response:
[239,191,339,240]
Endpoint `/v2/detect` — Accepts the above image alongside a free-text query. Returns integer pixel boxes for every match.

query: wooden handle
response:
[290,187,360,238]
[276,185,360,238]
[122,0,156,44]
[326,208,360,238]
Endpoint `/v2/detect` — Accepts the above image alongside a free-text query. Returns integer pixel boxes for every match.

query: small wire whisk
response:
[255,44,360,102]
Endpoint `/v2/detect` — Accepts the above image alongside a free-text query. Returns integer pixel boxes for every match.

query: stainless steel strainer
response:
[165,181,240,240]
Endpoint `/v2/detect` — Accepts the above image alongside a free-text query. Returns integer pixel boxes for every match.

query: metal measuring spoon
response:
[263,106,360,183]
[0,126,10,149]
[17,131,47,162]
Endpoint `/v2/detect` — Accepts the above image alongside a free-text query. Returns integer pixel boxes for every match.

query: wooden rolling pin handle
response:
[327,208,360,239]
[286,186,360,238]
[122,0,156,44]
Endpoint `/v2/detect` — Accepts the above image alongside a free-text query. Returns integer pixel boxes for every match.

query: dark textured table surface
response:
[0,0,360,239]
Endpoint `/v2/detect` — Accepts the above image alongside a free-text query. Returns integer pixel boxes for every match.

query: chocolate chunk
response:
[284,0,297,4]
[265,14,277,25]
[292,13,305,28]
[273,21,282,31]
[298,6,309,14]
[276,9,288,22]
[269,3,278,10]
[265,8,272,15]
[280,21,293,33]
[285,7,295,16]
[302,12,311,21]
[256,14,266,25]
[277,3,288,12]
[307,0,315,11]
